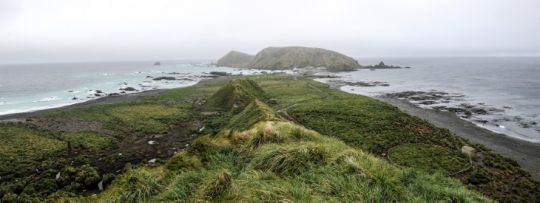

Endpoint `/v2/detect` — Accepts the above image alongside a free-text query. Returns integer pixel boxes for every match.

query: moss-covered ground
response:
[0,74,538,202]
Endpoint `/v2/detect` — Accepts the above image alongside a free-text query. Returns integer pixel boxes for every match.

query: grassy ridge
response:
[282,80,539,202]
[76,121,489,202]
[0,75,538,202]
[67,78,489,202]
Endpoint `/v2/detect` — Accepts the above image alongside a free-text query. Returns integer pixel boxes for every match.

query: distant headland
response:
[216,46,361,71]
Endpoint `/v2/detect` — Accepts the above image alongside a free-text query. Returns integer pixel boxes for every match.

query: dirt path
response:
[277,81,331,124]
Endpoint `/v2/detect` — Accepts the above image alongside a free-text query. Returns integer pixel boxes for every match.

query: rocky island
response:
[215,50,254,68]
[216,46,361,71]
[363,61,410,69]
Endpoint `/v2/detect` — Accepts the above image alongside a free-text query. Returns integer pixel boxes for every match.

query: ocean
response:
[316,57,540,143]
[1,57,539,143]
[0,61,270,116]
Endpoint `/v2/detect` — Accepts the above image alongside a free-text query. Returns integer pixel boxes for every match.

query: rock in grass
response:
[98,180,103,191]
[461,146,476,157]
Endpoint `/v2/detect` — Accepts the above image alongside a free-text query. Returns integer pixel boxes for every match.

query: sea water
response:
[0,61,272,116]
[317,57,540,143]
[2,58,539,143]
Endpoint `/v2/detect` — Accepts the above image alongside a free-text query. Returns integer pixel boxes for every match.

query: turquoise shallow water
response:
[0,61,270,116]
[317,57,540,142]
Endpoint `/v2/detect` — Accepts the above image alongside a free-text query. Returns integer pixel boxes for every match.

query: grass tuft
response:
[252,143,327,175]
[203,170,233,200]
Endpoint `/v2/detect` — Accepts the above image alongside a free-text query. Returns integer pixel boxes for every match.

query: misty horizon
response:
[1,0,540,64]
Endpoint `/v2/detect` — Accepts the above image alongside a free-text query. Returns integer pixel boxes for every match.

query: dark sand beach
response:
[378,96,540,180]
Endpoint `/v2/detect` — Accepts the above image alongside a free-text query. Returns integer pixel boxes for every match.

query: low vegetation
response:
[72,120,489,202]
[0,74,538,202]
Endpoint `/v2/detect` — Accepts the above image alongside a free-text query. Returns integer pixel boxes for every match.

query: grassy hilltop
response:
[216,46,361,71]
[0,74,538,202]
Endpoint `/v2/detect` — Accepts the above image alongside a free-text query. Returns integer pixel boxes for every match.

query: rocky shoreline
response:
[381,90,540,137]
[316,77,540,180]
[377,96,540,180]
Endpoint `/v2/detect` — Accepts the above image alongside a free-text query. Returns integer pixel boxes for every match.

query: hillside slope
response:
[0,76,537,202]
[216,47,361,71]
[215,51,254,67]
[74,81,489,202]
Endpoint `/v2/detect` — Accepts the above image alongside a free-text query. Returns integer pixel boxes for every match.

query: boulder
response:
[461,145,476,157]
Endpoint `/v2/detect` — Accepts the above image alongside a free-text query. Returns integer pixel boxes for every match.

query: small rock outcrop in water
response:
[216,51,254,67]
[209,71,230,76]
[216,46,361,71]
[120,87,137,91]
[154,61,161,66]
[153,76,176,81]
[363,61,406,69]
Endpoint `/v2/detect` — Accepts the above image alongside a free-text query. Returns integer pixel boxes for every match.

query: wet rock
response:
[313,74,340,78]
[327,80,389,87]
[362,61,407,69]
[418,100,437,105]
[519,121,538,128]
[474,119,489,124]
[72,97,78,100]
[120,87,137,91]
[153,76,176,81]
[95,90,104,94]
[209,71,230,76]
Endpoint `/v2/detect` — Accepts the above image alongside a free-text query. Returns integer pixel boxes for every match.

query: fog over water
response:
[1,0,540,63]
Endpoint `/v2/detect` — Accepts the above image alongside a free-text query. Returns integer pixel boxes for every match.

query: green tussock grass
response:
[0,124,114,202]
[284,81,540,202]
[227,99,282,130]
[2,74,538,202]
[74,120,489,202]
[206,78,267,110]
[59,132,114,151]
[44,103,190,135]
[388,143,470,175]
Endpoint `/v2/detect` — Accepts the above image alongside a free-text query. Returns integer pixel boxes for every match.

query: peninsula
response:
[216,46,361,71]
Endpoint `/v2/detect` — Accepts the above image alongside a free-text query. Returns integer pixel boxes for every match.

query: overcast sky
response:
[1,0,540,63]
